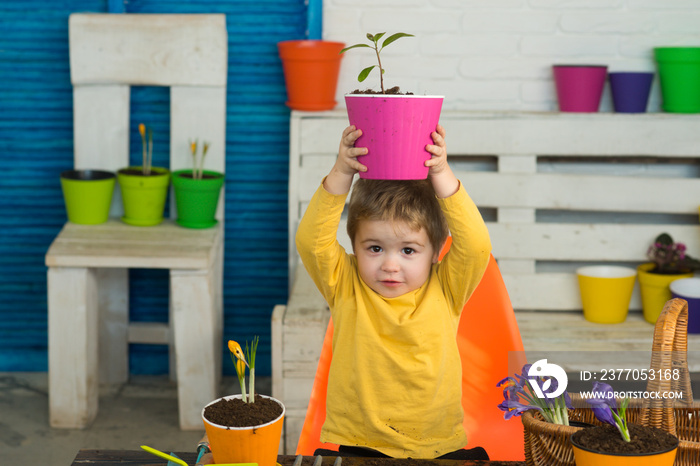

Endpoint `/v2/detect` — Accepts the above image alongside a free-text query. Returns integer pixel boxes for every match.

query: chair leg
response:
[97,268,129,385]
[48,266,99,428]
[170,267,221,430]
[213,244,224,380]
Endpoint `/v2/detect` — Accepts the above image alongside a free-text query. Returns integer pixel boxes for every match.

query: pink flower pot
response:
[553,65,608,112]
[345,94,444,180]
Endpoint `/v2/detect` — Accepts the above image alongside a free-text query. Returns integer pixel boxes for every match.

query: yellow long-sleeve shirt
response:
[295,182,491,458]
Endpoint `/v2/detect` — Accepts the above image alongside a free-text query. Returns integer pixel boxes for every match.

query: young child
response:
[295,125,492,459]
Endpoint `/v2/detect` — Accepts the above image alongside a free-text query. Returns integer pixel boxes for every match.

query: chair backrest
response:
[295,248,528,461]
[69,13,228,219]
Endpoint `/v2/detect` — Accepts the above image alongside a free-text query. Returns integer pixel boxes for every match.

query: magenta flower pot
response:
[345,94,443,180]
[553,65,608,112]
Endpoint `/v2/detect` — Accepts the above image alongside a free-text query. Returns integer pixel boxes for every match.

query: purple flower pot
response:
[609,72,654,113]
[670,278,700,334]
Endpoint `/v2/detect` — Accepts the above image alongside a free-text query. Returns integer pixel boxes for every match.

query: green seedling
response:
[340,32,414,94]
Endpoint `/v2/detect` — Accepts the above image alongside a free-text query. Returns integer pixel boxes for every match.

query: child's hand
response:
[425,124,448,176]
[324,125,368,195]
[336,125,368,176]
[425,124,459,198]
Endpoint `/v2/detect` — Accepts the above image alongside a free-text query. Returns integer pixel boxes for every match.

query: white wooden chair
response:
[44,13,228,430]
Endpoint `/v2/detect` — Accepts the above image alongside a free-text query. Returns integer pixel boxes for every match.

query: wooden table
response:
[71,450,527,466]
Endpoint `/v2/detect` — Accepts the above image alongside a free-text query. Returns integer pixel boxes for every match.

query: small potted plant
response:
[570,382,679,465]
[340,32,443,180]
[171,139,225,229]
[497,361,573,426]
[201,337,285,466]
[499,361,598,465]
[60,169,116,225]
[637,233,699,323]
[117,123,170,226]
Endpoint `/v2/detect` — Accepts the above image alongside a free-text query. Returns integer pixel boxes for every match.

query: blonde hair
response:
[347,179,449,252]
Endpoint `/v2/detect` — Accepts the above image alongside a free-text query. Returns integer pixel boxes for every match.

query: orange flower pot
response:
[202,395,285,466]
[278,40,344,111]
[571,429,678,466]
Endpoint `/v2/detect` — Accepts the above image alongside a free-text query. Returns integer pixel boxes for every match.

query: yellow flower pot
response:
[637,263,693,324]
[577,266,636,323]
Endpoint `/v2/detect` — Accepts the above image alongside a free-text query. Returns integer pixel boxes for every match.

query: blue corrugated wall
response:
[0,0,311,376]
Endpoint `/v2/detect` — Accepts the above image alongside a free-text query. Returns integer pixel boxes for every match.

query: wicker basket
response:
[523,298,700,466]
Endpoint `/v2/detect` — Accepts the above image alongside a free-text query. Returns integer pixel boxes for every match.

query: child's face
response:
[353,219,439,298]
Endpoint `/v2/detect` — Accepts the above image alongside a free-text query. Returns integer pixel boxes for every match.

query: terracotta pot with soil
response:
[202,394,285,466]
[570,423,678,465]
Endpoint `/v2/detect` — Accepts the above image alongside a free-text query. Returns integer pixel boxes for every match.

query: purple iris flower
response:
[586,381,630,442]
[497,363,571,425]
[497,396,541,420]
[587,382,617,415]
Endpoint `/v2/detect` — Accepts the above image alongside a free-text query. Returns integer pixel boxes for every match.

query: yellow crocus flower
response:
[228,340,248,367]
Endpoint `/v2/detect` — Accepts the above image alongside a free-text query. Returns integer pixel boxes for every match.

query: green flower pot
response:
[172,169,225,229]
[117,166,170,226]
[60,169,116,225]
[654,47,700,113]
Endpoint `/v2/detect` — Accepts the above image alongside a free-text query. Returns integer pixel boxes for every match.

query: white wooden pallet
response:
[288,110,700,310]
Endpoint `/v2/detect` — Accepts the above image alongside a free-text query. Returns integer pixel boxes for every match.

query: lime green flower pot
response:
[172,169,225,229]
[60,169,116,225]
[117,166,170,226]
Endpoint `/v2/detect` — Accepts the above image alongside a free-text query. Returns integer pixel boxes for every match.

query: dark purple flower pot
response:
[609,71,654,113]
[670,278,700,334]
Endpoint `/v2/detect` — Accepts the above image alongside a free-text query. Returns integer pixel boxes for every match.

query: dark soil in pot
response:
[118,168,166,177]
[571,423,678,455]
[649,267,693,275]
[203,395,283,428]
[350,86,413,95]
[176,172,221,180]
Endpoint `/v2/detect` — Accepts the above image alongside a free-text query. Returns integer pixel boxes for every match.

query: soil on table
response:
[571,423,678,455]
[203,395,283,428]
[350,86,413,95]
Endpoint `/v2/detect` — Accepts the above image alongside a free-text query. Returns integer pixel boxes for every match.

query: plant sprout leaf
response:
[381,32,415,49]
[372,32,386,43]
[358,65,376,82]
[340,43,373,54]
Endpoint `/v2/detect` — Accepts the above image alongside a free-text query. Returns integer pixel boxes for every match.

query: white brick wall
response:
[323,0,700,112]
